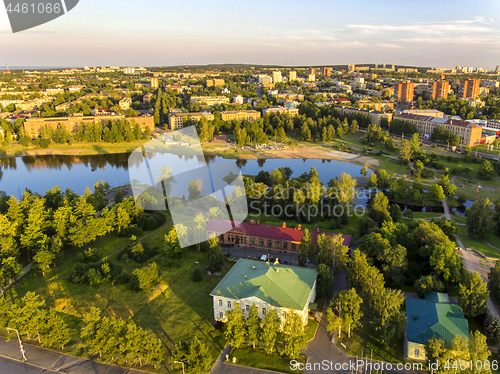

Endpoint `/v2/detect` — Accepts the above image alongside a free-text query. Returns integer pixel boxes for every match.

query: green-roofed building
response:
[210,259,318,325]
[405,294,469,360]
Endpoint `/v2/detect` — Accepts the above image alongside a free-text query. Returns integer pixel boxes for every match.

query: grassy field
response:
[338,316,407,365]
[456,226,500,259]
[0,138,151,158]
[6,222,232,373]
[230,345,306,374]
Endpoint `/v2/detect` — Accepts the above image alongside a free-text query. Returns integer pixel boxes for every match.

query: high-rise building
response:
[289,71,297,81]
[309,67,316,75]
[323,67,332,77]
[496,65,499,73]
[272,71,282,83]
[391,64,395,70]
[375,64,379,69]
[151,78,159,89]
[348,64,355,72]
[459,79,480,99]
[206,78,225,87]
[394,81,415,103]
[430,81,450,100]
[308,74,316,82]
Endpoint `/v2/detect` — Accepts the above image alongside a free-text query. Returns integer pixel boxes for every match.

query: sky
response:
[1,0,500,69]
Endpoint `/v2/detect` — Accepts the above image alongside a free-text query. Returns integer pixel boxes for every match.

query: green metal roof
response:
[406,297,469,345]
[210,259,318,311]
[425,292,450,304]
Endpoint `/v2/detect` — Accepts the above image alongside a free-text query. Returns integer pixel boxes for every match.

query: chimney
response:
[298,224,301,230]
[282,222,286,228]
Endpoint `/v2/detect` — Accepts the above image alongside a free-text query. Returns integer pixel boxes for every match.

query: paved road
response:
[0,355,60,374]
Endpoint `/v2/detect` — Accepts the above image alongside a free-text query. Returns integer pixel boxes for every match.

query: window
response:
[275,241,280,248]
[219,312,224,319]
[218,299,222,307]
[415,349,420,357]
[283,242,288,250]
[227,235,231,241]
[252,238,256,245]
[267,240,272,247]
[246,305,249,312]
[244,237,247,244]
[292,243,297,251]
[262,308,267,316]
[259,239,264,246]
[227,301,232,308]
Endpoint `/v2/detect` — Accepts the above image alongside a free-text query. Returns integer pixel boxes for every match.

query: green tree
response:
[414,275,445,298]
[301,123,311,141]
[261,309,280,354]
[188,179,203,200]
[409,133,421,154]
[246,304,260,348]
[368,192,391,226]
[298,228,313,266]
[430,243,462,284]
[488,261,500,301]
[438,175,457,197]
[207,236,224,272]
[458,271,489,318]
[479,160,495,180]
[399,140,412,165]
[224,303,246,349]
[132,262,159,290]
[34,250,55,276]
[467,199,494,239]
[469,331,491,374]
[42,309,71,349]
[165,224,187,258]
[371,288,405,345]
[429,184,445,201]
[316,263,332,297]
[327,289,363,338]
[280,312,307,359]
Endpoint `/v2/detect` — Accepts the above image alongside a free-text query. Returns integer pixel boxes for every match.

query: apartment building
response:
[150,78,159,89]
[167,110,215,130]
[189,96,230,106]
[357,101,394,111]
[206,78,225,88]
[289,71,297,81]
[395,113,482,147]
[272,71,282,83]
[429,81,450,100]
[221,110,261,122]
[335,106,393,126]
[394,81,415,103]
[459,79,480,99]
[119,97,132,110]
[24,114,154,138]
[323,67,332,77]
[262,107,299,118]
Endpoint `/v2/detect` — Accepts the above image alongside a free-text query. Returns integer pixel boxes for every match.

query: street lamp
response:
[6,328,27,362]
[173,360,189,374]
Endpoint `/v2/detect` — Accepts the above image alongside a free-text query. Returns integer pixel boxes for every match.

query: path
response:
[441,198,452,220]
[0,337,148,374]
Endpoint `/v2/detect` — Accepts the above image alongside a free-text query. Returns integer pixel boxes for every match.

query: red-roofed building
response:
[207,219,351,253]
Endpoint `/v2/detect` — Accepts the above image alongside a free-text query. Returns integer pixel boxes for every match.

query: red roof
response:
[207,219,351,247]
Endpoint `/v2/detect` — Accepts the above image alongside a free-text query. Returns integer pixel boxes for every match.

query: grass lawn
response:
[305,319,320,342]
[6,222,232,373]
[230,345,306,374]
[338,316,408,365]
[409,211,444,219]
[456,226,500,259]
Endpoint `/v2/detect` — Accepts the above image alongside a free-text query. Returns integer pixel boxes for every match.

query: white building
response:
[233,94,244,105]
[272,71,282,83]
[211,259,318,325]
[289,71,297,81]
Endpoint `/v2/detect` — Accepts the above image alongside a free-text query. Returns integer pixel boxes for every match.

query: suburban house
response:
[210,258,318,325]
[206,219,352,253]
[405,292,469,360]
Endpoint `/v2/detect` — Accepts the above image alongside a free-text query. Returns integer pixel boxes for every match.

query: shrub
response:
[114,270,130,284]
[39,139,51,148]
[132,262,159,290]
[120,253,129,261]
[192,268,203,282]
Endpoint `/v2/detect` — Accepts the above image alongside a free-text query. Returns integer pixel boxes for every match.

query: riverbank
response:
[0,138,380,165]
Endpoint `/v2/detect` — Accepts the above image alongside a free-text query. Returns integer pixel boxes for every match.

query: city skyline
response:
[1,0,500,68]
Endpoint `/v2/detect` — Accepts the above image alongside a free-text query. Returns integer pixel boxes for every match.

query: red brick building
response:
[207,219,351,253]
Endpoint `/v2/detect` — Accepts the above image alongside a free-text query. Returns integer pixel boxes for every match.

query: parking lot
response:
[221,244,309,267]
